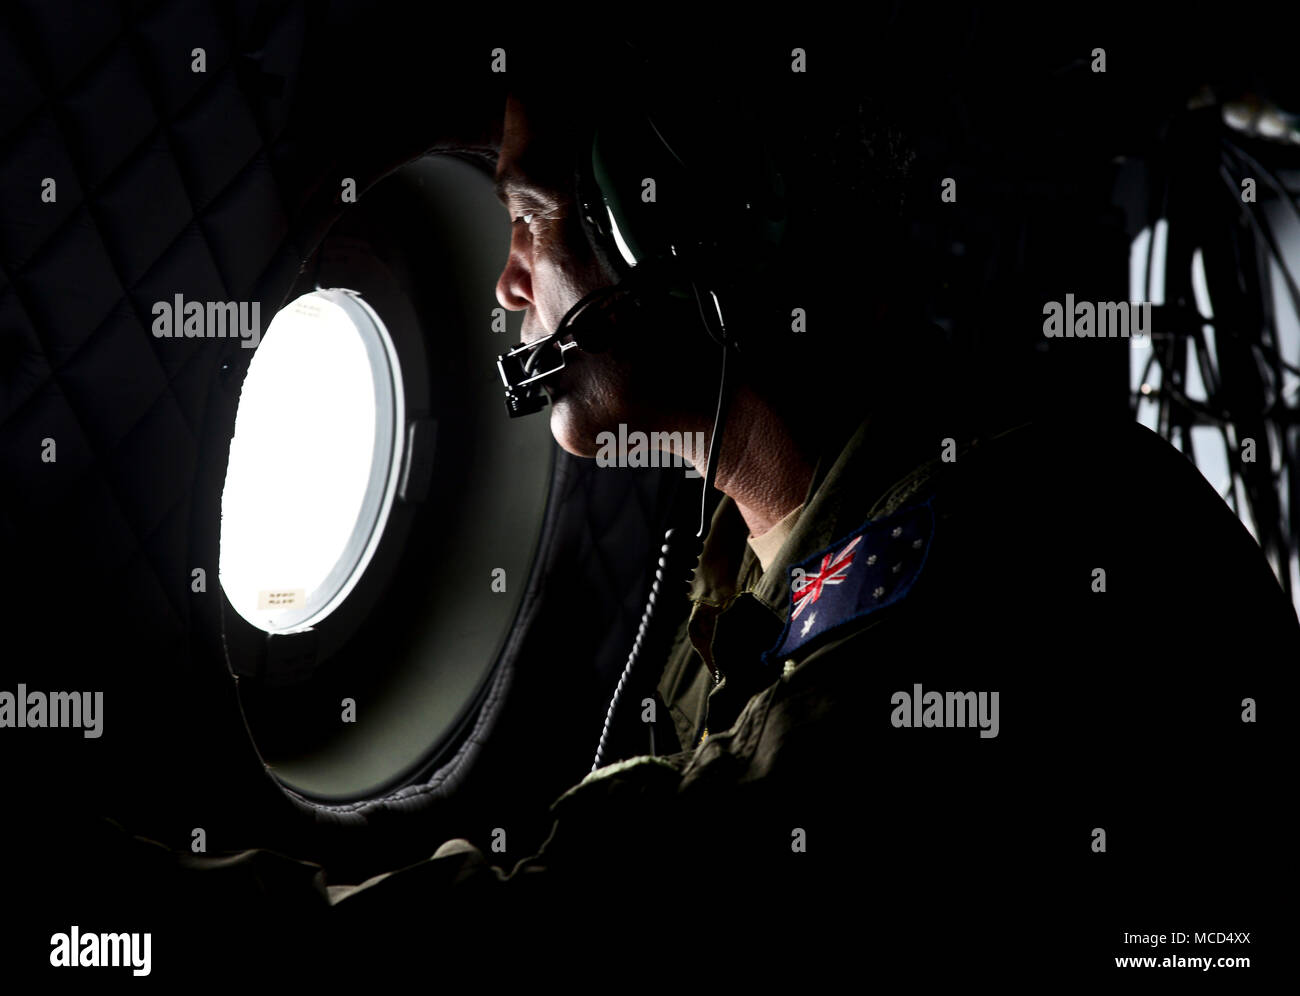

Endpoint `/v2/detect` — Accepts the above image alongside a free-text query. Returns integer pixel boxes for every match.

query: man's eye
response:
[513,213,534,226]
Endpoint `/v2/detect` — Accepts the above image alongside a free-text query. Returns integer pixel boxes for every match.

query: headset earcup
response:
[578,98,792,355]
[576,157,629,286]
[592,113,786,278]
[590,118,695,298]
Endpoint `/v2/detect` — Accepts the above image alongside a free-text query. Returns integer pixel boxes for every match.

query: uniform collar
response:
[688,409,938,621]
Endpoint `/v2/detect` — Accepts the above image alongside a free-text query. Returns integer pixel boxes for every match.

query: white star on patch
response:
[800,612,817,638]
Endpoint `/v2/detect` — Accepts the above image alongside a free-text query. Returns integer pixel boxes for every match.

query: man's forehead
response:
[494,95,583,203]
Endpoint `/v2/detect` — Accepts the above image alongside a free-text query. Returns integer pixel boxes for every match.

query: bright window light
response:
[220,289,404,633]
[1129,221,1167,433]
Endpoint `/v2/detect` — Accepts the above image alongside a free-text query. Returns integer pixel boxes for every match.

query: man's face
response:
[494,95,625,456]
[493,95,713,456]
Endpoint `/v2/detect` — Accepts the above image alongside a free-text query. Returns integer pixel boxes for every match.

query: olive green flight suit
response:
[86,409,1297,977]
[655,410,951,759]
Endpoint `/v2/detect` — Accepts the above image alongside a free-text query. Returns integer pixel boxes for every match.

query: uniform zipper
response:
[695,667,722,747]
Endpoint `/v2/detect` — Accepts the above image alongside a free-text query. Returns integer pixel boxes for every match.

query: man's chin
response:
[547,396,604,459]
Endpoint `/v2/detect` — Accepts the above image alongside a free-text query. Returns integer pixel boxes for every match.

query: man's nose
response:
[495,238,533,311]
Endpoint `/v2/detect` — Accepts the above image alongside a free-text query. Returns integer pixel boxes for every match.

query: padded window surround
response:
[0,2,681,859]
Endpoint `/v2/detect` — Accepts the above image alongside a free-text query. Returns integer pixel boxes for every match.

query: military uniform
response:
[89,409,1296,977]
[415,407,1290,966]
[655,408,958,759]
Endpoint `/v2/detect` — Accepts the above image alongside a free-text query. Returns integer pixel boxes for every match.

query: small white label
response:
[258,588,305,610]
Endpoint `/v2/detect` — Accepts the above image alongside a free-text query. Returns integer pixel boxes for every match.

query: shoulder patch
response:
[764,499,935,663]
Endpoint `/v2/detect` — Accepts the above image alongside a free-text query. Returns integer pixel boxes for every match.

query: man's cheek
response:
[534,260,579,329]
[548,236,605,307]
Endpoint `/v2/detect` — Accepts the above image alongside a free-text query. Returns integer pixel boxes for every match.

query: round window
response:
[219,288,404,632]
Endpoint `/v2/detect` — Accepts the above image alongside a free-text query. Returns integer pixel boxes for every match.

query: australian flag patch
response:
[764,499,936,663]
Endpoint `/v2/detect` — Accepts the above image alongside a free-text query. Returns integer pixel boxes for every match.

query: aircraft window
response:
[218,155,554,803]
[219,289,404,634]
[1130,200,1300,608]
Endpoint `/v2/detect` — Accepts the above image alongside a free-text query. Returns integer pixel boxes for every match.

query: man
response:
[332,48,1297,973]
[81,41,1295,979]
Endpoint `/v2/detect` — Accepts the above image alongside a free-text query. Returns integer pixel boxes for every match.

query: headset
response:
[495,73,791,535]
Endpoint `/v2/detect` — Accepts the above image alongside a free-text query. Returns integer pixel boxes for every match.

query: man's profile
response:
[329,41,1299,966]
[53,32,1297,981]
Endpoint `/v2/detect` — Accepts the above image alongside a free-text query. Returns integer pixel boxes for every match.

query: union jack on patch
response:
[764,500,935,665]
[791,535,862,620]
